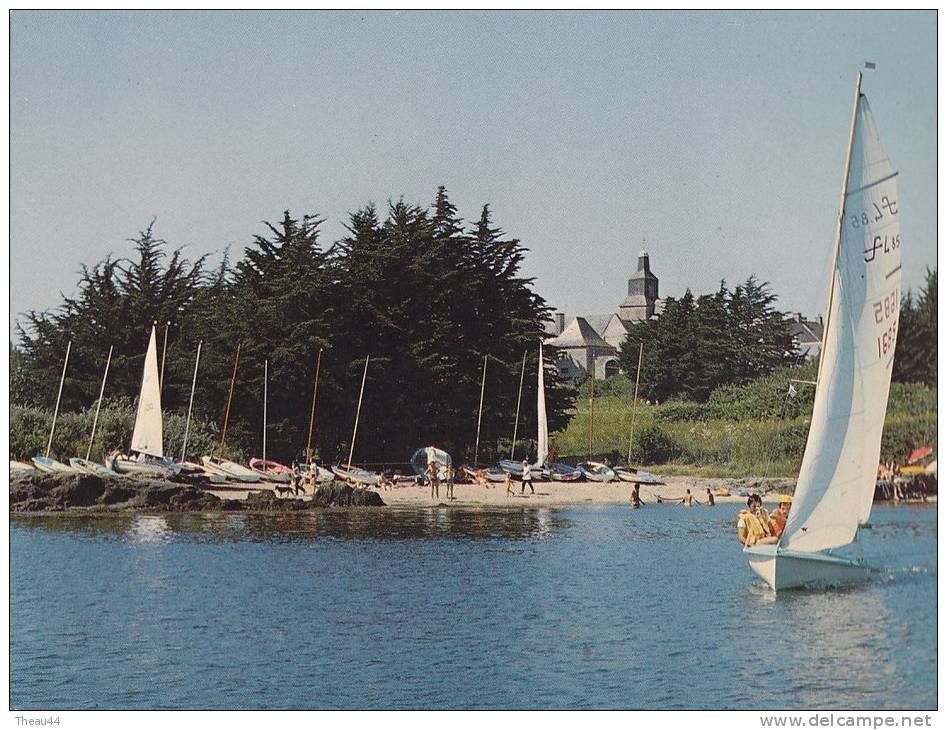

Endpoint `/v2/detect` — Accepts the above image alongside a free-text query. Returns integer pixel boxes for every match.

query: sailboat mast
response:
[347,355,370,470]
[219,342,242,453]
[817,71,863,383]
[588,374,595,460]
[263,359,268,467]
[509,349,527,460]
[159,320,171,392]
[626,341,644,465]
[180,341,202,461]
[306,348,323,460]
[85,345,113,461]
[45,341,71,458]
[474,355,488,467]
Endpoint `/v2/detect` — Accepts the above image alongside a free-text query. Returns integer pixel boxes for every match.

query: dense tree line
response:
[617,278,800,403]
[15,188,573,466]
[893,268,936,387]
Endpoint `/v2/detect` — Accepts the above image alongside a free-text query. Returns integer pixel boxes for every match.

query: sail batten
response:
[780,90,901,553]
[130,326,164,458]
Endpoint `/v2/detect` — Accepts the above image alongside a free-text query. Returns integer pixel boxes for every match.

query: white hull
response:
[68,458,114,477]
[110,459,173,478]
[201,457,261,483]
[745,543,872,591]
[331,465,381,486]
[31,456,74,473]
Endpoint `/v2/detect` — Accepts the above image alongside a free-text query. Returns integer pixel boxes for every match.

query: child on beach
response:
[505,471,513,496]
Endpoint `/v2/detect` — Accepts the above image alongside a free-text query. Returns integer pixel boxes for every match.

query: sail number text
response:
[873,290,898,324]
[863,233,900,263]
[849,195,898,231]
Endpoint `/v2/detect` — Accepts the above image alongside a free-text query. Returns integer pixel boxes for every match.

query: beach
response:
[206,475,798,507]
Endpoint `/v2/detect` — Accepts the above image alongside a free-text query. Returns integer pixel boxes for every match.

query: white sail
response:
[130,326,164,457]
[533,342,549,469]
[781,90,901,553]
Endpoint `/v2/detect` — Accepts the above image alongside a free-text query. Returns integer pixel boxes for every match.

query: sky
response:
[9,10,937,337]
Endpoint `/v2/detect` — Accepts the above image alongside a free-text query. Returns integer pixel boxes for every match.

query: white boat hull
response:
[201,457,261,483]
[31,456,74,473]
[745,543,872,591]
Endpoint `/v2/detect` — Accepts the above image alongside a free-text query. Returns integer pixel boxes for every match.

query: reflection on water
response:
[10,504,935,710]
[14,507,574,544]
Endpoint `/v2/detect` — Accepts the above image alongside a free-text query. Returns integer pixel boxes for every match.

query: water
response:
[10,504,936,710]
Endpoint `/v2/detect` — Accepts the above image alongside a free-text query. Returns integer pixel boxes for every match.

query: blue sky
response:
[10,10,936,335]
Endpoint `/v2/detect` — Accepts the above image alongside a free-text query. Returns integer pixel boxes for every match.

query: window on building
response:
[604,360,620,378]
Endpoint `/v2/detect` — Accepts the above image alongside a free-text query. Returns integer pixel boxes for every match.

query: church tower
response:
[618,250,659,322]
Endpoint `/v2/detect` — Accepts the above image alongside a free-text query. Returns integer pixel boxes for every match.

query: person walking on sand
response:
[504,470,514,497]
[521,460,534,495]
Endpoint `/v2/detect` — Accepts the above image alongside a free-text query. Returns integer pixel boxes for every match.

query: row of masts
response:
[41,330,646,468]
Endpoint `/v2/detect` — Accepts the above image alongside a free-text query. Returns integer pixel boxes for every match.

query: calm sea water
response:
[10,503,936,710]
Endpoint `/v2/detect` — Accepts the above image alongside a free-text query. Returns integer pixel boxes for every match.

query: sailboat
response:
[745,71,902,591]
[31,342,75,473]
[108,326,177,478]
[249,360,292,482]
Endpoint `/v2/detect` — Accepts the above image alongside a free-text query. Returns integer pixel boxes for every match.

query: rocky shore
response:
[9,472,385,513]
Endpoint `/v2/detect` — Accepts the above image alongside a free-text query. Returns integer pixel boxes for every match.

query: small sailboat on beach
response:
[745,70,902,591]
[249,360,292,482]
[108,326,177,478]
[31,342,75,473]
[333,355,381,487]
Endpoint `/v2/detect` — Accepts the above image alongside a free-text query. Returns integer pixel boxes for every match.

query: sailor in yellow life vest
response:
[736,495,778,547]
[768,495,792,538]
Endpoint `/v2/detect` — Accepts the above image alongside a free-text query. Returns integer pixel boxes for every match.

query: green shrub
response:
[631,424,676,464]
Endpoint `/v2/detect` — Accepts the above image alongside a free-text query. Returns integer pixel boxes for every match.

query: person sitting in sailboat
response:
[737,497,777,547]
[768,495,792,538]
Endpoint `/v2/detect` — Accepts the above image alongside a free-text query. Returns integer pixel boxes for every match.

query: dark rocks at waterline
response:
[9,472,224,513]
[8,472,386,513]
[313,482,386,507]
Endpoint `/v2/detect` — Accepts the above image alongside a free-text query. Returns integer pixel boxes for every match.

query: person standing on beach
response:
[521,460,534,494]
[445,465,455,500]
[504,471,514,497]
[426,462,439,500]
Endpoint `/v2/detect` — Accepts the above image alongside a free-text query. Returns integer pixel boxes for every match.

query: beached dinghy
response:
[31,456,74,473]
[299,463,335,483]
[10,460,36,474]
[498,460,545,479]
[576,461,616,482]
[745,71,900,591]
[463,465,507,483]
[110,326,178,478]
[68,458,114,477]
[249,458,292,483]
[548,462,583,482]
[614,466,663,484]
[331,464,381,486]
[201,456,261,483]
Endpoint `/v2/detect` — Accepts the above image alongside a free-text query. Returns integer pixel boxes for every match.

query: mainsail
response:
[781,83,901,553]
[533,342,549,469]
[130,326,164,457]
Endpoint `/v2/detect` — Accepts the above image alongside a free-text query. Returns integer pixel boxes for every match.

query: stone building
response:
[547,251,660,381]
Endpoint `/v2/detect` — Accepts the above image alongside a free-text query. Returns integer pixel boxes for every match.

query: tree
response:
[618,278,798,403]
[17,221,207,413]
[893,268,937,386]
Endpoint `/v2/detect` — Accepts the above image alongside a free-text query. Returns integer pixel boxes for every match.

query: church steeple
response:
[618,248,659,321]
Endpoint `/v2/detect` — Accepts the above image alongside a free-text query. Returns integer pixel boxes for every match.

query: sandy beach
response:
[207,475,799,507]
